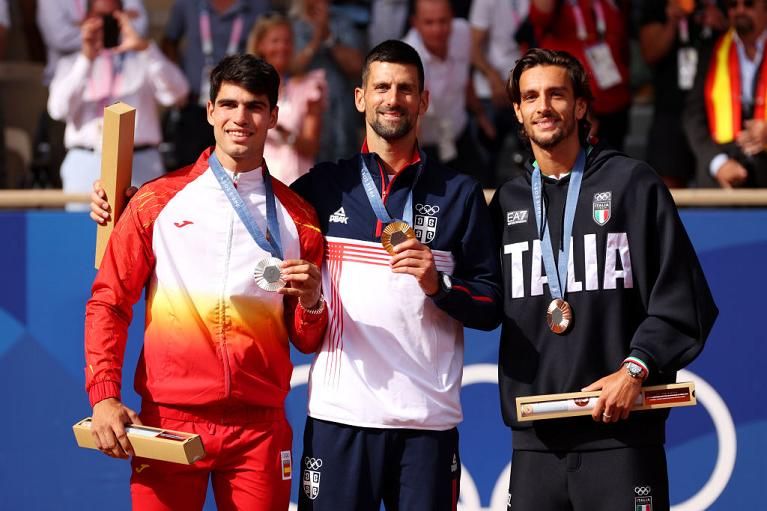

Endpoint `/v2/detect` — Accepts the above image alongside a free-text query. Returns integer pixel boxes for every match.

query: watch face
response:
[441,273,452,291]
[627,362,643,377]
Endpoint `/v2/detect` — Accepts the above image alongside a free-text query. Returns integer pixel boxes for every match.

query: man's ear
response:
[513,102,523,124]
[206,100,215,127]
[269,106,279,129]
[575,97,587,121]
[354,86,365,113]
[419,89,430,116]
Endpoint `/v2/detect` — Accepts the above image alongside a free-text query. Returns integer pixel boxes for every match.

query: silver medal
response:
[254,257,285,292]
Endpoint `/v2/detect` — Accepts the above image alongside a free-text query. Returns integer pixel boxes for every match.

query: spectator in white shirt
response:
[403,0,494,185]
[48,0,189,210]
[469,0,530,184]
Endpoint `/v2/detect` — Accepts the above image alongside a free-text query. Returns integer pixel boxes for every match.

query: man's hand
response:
[582,368,643,424]
[90,179,138,224]
[279,259,323,309]
[81,15,104,61]
[91,397,142,459]
[714,159,748,188]
[113,10,149,54]
[389,238,439,295]
[736,119,767,156]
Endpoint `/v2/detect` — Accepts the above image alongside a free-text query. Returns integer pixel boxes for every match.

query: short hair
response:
[507,48,594,144]
[362,40,425,92]
[246,12,292,57]
[209,54,280,109]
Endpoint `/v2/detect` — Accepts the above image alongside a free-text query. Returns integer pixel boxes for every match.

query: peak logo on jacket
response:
[329,207,348,224]
[503,233,633,298]
[414,203,439,244]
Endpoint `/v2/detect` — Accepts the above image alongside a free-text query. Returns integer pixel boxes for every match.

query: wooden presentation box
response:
[516,382,696,422]
[73,417,205,464]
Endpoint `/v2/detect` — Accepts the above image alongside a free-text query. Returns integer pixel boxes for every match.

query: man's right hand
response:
[91,397,142,459]
[715,159,748,188]
[90,179,137,224]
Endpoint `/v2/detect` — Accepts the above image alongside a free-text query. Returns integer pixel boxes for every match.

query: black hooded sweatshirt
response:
[489,143,718,451]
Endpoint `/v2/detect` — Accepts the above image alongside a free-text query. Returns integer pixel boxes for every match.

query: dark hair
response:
[209,54,280,109]
[362,40,425,92]
[507,48,594,144]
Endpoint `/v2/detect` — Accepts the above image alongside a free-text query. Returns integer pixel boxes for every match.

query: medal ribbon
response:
[209,152,283,260]
[531,149,586,301]
[567,0,606,41]
[199,2,245,66]
[359,151,426,227]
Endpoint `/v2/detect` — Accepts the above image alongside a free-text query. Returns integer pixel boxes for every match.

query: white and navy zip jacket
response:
[490,143,718,451]
[291,144,501,430]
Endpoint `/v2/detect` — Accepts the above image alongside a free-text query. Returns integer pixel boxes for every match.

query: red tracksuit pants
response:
[130,403,293,511]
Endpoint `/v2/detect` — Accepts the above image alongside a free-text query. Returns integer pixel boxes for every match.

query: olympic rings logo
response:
[593,192,611,202]
[304,457,323,470]
[635,486,652,496]
[416,203,440,216]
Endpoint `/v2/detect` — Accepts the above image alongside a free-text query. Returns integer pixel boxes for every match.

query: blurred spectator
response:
[290,0,364,163]
[162,0,270,168]
[684,0,767,187]
[403,0,494,185]
[470,0,530,184]
[368,0,410,47]
[528,0,632,150]
[34,0,147,189]
[0,0,8,59]
[640,0,727,188]
[248,12,326,184]
[38,0,148,86]
[48,0,189,209]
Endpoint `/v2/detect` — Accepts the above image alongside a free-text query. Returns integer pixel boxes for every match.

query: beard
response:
[526,113,576,150]
[734,14,755,37]
[368,107,414,141]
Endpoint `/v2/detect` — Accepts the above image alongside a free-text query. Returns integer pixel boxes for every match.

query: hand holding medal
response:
[276,259,323,309]
[389,236,440,296]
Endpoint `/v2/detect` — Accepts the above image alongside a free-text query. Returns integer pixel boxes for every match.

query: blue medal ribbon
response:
[531,149,586,301]
[359,151,425,227]
[209,152,283,260]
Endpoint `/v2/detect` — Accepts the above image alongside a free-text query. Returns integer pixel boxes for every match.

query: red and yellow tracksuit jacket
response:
[85,148,327,410]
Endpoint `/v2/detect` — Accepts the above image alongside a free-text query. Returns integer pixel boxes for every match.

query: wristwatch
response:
[624,361,646,380]
[429,272,452,300]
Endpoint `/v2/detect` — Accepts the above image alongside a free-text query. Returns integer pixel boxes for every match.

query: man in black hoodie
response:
[490,48,718,511]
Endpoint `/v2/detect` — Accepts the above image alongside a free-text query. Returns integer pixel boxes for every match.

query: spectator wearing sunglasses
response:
[684,0,767,187]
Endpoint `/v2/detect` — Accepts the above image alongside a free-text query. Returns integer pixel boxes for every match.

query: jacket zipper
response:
[218,184,237,399]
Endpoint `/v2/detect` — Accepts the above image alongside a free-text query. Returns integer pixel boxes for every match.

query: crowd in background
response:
[0,0,766,193]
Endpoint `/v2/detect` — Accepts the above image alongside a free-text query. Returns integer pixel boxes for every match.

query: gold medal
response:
[381,221,416,255]
[546,298,573,334]
[254,257,285,292]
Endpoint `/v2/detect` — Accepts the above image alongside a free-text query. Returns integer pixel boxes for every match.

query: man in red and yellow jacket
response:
[85,53,327,510]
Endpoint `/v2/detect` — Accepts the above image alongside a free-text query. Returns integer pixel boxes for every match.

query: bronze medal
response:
[381,221,416,255]
[253,257,285,292]
[546,298,573,334]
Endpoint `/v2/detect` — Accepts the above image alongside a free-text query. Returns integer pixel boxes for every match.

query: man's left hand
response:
[389,238,439,295]
[582,368,643,424]
[279,259,322,309]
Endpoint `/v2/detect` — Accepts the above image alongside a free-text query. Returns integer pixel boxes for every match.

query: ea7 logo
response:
[507,210,529,226]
